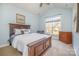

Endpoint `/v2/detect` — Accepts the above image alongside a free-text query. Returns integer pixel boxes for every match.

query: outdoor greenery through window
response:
[45,16,61,36]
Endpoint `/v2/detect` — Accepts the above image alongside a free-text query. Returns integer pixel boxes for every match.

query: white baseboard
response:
[74,48,78,56]
[0,41,10,48]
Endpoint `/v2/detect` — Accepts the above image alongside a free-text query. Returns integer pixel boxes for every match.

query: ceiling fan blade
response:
[46,3,50,5]
[40,3,50,7]
[40,3,43,7]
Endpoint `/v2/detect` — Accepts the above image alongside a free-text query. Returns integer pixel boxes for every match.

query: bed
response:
[9,23,52,56]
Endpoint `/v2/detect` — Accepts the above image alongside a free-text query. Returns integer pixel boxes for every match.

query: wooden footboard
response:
[27,36,52,56]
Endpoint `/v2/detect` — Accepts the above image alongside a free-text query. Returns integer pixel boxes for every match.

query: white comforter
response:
[12,33,50,56]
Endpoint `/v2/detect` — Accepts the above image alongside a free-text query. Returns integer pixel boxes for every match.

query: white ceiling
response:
[12,3,74,15]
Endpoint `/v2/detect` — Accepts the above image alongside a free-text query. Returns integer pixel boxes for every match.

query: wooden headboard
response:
[9,23,30,37]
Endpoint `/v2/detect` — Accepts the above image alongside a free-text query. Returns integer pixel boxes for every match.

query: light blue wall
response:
[39,8,73,32]
[0,4,39,45]
[38,8,73,40]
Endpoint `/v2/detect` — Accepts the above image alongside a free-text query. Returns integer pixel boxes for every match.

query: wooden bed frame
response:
[9,23,52,56]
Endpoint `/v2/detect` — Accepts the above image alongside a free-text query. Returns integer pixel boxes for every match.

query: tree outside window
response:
[45,16,61,36]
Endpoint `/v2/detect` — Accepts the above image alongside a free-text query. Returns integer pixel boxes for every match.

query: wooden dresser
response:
[59,31,72,44]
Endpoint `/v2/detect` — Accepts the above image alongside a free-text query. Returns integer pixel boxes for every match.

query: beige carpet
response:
[44,40,76,56]
[0,46,21,56]
[0,40,75,56]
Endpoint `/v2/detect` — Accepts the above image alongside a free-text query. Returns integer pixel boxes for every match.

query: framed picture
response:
[16,14,25,24]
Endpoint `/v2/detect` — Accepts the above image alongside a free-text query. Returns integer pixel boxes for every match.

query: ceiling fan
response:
[40,3,50,7]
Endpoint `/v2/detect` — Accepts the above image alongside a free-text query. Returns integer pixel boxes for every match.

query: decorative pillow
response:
[14,29,21,35]
[21,30,24,34]
[21,29,30,34]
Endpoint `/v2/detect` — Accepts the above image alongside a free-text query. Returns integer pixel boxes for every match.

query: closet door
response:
[76,4,79,32]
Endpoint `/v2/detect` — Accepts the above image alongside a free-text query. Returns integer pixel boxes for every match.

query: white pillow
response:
[14,29,21,35]
[21,29,30,34]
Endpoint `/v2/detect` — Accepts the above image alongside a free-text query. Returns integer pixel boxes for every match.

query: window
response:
[45,16,61,35]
